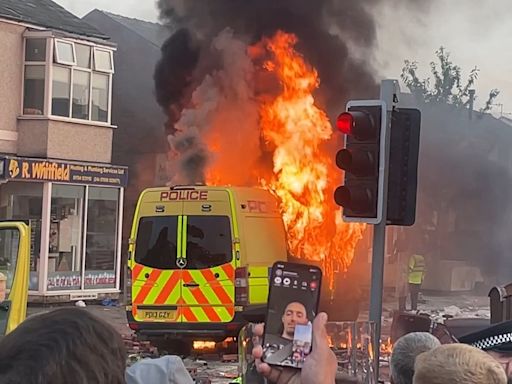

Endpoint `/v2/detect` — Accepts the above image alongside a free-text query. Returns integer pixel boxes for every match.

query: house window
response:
[54,40,76,66]
[75,44,91,68]
[25,39,46,62]
[22,36,114,124]
[23,65,45,115]
[92,73,109,122]
[93,48,113,72]
[51,66,71,117]
[72,70,90,120]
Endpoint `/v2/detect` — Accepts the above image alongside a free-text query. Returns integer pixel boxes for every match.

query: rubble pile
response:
[123,334,159,366]
[121,334,238,383]
[183,358,238,384]
[428,305,490,323]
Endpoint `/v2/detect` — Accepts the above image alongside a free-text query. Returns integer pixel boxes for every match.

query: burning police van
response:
[126,185,288,348]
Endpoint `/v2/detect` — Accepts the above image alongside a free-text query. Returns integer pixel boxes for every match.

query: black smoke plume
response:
[153,0,399,184]
[154,28,200,135]
[154,0,383,133]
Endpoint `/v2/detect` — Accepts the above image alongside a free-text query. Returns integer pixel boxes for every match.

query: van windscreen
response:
[185,216,232,269]
[135,216,178,269]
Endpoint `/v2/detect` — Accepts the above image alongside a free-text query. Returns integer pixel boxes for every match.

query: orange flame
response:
[369,340,375,360]
[380,337,393,355]
[258,31,365,286]
[204,31,366,286]
[193,341,216,350]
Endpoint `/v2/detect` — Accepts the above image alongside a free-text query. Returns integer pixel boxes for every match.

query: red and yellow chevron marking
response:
[131,263,235,323]
[179,264,235,323]
[131,264,181,322]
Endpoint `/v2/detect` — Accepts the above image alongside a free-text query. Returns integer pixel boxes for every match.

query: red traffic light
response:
[336,113,354,135]
[336,111,376,140]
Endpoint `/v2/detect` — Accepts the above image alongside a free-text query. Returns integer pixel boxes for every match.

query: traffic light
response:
[386,108,421,226]
[334,100,387,224]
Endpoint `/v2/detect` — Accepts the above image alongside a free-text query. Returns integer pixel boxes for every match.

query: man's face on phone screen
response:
[281,301,308,339]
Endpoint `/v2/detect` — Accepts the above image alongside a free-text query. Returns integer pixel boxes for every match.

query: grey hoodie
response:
[126,356,194,384]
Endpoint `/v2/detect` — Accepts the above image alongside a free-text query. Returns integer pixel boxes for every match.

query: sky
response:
[54,0,512,114]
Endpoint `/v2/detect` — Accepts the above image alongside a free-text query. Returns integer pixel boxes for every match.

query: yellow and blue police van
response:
[126,185,288,346]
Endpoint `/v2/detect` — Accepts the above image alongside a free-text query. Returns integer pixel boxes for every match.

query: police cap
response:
[458,320,512,352]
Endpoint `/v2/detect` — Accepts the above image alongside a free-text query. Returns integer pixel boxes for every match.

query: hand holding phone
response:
[262,261,322,369]
[252,312,340,384]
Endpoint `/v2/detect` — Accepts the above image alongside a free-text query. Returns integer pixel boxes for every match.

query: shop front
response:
[0,155,128,302]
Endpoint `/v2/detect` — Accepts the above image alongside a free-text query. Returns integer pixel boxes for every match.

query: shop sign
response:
[0,156,128,187]
[84,271,116,287]
[47,272,81,291]
[47,271,116,291]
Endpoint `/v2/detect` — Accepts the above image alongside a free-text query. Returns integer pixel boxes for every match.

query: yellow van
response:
[126,185,288,344]
[0,221,30,335]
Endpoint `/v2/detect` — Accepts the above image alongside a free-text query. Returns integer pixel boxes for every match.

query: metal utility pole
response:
[468,89,475,120]
[333,78,421,379]
[369,80,397,376]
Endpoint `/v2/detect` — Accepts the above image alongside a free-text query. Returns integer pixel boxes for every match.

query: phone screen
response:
[262,261,322,369]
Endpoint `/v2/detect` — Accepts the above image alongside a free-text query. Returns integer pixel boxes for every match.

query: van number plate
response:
[139,310,177,320]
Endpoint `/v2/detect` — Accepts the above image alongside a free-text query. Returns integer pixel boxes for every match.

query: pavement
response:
[24,293,491,383]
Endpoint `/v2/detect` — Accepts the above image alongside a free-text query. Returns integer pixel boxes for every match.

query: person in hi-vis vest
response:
[408,253,426,311]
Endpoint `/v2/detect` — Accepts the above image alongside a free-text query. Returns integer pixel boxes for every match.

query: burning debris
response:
[193,341,216,351]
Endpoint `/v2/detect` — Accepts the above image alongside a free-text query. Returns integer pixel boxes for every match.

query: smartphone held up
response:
[262,261,322,369]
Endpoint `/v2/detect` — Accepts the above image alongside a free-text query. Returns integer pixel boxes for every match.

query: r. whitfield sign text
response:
[1,156,128,187]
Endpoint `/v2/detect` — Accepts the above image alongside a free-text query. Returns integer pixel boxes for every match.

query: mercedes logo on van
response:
[176,258,187,268]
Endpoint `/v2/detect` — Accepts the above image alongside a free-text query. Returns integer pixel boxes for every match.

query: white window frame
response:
[20,36,51,117]
[51,64,72,118]
[74,43,93,70]
[54,39,77,66]
[21,33,115,126]
[91,72,111,123]
[71,68,91,120]
[93,47,114,73]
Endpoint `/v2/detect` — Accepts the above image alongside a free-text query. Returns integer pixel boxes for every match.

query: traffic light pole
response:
[369,80,397,377]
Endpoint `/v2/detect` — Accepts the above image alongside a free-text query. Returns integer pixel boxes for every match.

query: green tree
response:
[401,47,499,113]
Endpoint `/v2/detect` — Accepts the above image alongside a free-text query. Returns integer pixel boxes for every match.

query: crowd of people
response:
[254,315,512,384]
[0,308,194,384]
[389,330,512,384]
[0,307,511,383]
